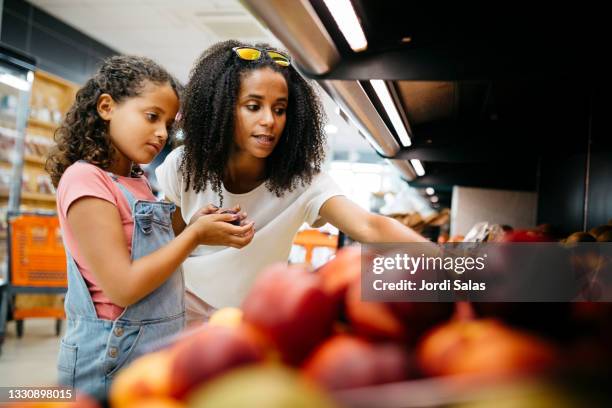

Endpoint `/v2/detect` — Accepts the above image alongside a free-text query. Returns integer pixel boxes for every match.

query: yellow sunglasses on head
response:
[232,47,291,67]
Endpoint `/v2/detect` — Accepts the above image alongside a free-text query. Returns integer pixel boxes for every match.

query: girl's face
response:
[99,81,179,167]
[233,67,288,159]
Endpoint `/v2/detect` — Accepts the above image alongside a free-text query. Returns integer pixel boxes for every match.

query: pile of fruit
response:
[98,243,612,408]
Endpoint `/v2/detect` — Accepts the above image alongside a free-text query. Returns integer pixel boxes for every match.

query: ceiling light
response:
[370,80,411,147]
[410,159,425,176]
[426,187,435,195]
[0,73,30,91]
[322,0,368,52]
[430,196,439,203]
[324,124,338,134]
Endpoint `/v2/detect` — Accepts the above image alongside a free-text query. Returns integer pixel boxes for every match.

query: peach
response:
[317,246,362,306]
[8,394,101,408]
[389,302,454,343]
[188,364,338,408]
[168,325,265,400]
[417,319,557,377]
[345,280,406,341]
[302,335,411,390]
[128,399,185,408]
[242,263,336,365]
[208,307,243,328]
[110,350,175,408]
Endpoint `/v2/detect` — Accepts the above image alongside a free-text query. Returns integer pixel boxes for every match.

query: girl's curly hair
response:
[180,40,326,204]
[46,55,181,187]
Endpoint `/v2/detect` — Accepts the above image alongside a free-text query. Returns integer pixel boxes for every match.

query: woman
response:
[156,40,427,324]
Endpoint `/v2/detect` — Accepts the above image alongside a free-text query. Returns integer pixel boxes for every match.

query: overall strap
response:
[107,173,138,211]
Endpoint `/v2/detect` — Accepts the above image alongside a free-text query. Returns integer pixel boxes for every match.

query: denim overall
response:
[57,173,185,399]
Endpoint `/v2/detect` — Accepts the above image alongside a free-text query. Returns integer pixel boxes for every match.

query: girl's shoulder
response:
[57,161,119,197]
[59,161,108,186]
[56,162,119,214]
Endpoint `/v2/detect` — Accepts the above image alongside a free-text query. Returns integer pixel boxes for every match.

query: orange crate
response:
[13,307,65,319]
[10,215,67,288]
[293,229,338,265]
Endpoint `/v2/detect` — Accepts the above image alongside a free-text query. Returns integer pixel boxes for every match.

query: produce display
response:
[13,223,612,407]
[102,236,610,407]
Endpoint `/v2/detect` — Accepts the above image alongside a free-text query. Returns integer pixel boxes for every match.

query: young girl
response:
[156,40,427,323]
[46,55,254,398]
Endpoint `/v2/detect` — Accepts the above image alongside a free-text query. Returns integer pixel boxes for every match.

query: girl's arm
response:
[67,197,254,307]
[318,196,429,243]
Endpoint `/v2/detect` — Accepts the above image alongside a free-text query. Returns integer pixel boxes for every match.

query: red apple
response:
[242,263,336,365]
[302,335,411,390]
[502,229,553,242]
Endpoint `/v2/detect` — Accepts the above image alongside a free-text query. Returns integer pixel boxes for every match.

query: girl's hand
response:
[190,212,255,248]
[189,204,246,226]
[189,203,221,225]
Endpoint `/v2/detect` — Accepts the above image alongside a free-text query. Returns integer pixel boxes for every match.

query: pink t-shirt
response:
[56,162,157,320]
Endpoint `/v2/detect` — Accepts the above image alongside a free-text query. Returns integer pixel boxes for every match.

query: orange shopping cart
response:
[0,211,67,355]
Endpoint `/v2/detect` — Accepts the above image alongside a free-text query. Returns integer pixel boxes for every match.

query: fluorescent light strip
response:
[322,0,368,52]
[324,124,338,134]
[410,159,425,176]
[0,73,31,91]
[370,80,411,147]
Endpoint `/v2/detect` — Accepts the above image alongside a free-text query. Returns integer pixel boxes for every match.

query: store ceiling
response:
[244,0,609,208]
[28,0,274,83]
[27,0,373,155]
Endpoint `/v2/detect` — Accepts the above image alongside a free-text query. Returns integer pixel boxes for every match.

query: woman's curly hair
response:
[180,40,326,204]
[46,55,181,187]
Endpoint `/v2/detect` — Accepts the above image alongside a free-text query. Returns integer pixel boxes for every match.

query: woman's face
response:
[233,67,288,159]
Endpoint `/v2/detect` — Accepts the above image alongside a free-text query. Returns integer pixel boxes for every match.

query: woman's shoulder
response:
[165,145,185,163]
[302,171,338,191]
[156,145,184,177]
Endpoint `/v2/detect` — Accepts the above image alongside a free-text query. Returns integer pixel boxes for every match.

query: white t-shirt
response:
[155,146,344,308]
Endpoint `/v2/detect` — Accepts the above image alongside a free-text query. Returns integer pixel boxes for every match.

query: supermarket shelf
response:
[2,191,56,203]
[21,192,56,202]
[27,118,59,131]
[24,155,47,165]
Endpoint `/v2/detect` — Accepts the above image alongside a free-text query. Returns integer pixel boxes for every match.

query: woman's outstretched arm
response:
[318,196,429,243]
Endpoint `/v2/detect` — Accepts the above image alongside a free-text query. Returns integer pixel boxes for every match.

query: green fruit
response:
[188,364,338,408]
